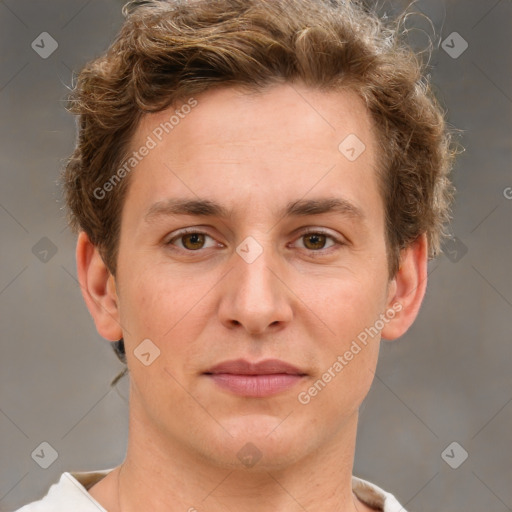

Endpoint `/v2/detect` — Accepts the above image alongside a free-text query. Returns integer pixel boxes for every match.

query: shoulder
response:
[352,475,408,512]
[13,470,113,512]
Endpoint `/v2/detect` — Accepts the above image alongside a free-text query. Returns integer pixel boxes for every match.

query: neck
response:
[90,405,368,512]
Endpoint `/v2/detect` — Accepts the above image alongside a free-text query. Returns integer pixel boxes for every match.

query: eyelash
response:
[165,227,345,256]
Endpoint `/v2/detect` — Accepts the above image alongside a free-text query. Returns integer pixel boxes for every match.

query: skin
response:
[77,82,427,512]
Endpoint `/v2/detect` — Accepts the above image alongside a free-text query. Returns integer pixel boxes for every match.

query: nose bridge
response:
[235,233,279,303]
[219,232,292,333]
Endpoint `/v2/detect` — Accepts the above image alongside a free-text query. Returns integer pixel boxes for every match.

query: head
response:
[65,0,457,470]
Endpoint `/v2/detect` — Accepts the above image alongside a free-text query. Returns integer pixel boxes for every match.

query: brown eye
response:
[292,229,344,256]
[181,233,206,250]
[167,230,217,251]
[302,233,328,250]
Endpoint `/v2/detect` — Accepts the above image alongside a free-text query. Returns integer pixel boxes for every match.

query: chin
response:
[195,415,316,470]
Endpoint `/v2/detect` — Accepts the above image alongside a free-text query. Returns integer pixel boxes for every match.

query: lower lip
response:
[207,373,304,397]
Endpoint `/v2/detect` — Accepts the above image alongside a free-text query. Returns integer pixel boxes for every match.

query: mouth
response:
[203,358,308,398]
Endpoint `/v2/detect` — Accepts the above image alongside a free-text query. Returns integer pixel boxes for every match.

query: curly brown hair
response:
[62,0,458,290]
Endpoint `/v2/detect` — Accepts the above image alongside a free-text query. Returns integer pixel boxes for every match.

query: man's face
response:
[114,83,397,467]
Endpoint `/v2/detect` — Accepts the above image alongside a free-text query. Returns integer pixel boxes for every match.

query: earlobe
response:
[380,233,428,341]
[76,231,123,341]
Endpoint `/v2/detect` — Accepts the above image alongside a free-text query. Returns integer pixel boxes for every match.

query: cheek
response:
[308,270,387,391]
[117,265,216,377]
[118,278,165,337]
[315,271,388,337]
[301,297,381,420]
[117,262,195,335]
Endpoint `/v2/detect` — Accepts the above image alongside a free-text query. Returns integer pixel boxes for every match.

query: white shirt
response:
[14,469,407,511]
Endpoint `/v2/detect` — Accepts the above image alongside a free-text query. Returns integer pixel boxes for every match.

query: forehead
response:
[123,83,383,227]
[135,83,375,158]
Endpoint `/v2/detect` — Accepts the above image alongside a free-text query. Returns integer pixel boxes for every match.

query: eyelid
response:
[297,226,343,239]
[291,227,346,250]
[165,227,221,248]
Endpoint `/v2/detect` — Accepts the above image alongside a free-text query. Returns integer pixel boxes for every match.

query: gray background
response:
[0,0,511,511]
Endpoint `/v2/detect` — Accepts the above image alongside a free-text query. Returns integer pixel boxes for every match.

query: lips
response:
[204,358,307,376]
[204,359,307,398]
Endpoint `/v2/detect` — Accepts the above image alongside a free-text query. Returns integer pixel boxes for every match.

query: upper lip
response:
[204,358,307,376]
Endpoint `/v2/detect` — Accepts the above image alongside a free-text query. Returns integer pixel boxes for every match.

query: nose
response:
[217,238,293,335]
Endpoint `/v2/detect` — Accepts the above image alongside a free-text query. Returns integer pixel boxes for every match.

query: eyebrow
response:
[144,197,366,224]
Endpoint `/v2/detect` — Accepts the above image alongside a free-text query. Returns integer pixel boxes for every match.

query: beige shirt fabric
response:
[14,469,407,511]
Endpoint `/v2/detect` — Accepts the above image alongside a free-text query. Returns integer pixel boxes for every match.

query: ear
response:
[76,231,123,341]
[381,233,428,341]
